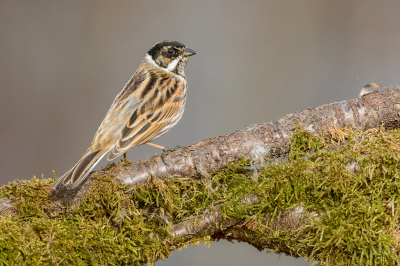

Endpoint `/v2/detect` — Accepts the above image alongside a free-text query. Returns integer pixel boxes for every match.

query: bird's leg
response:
[123,153,127,160]
[145,142,169,151]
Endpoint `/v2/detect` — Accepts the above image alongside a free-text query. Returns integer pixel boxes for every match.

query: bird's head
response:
[144,40,196,77]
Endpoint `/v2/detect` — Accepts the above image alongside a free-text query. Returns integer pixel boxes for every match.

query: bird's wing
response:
[107,71,185,161]
[107,100,182,160]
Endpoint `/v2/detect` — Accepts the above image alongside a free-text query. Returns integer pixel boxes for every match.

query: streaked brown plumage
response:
[53,40,195,190]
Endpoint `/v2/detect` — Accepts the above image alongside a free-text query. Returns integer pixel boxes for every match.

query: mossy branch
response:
[1,84,400,265]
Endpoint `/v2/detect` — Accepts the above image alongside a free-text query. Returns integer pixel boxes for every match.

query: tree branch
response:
[1,84,399,212]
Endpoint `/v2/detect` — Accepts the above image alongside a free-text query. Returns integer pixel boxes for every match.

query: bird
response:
[52,40,196,190]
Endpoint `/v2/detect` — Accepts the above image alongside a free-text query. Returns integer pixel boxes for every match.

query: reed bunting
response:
[53,40,196,190]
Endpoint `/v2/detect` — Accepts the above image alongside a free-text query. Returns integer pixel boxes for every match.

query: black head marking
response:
[148,40,186,62]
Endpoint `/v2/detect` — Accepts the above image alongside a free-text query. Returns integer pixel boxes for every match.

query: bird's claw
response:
[160,145,185,163]
[161,145,185,155]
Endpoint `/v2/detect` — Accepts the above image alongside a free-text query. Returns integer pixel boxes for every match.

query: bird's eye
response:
[167,49,174,54]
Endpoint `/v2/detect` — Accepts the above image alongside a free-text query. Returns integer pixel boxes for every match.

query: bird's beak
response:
[183,48,196,57]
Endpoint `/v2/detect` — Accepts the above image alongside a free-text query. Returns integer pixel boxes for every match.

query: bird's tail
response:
[52,149,106,190]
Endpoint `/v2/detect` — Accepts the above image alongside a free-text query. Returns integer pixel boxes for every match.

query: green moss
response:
[1,128,400,265]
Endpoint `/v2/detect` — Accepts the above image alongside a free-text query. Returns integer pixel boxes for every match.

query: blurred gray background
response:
[1,0,400,265]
